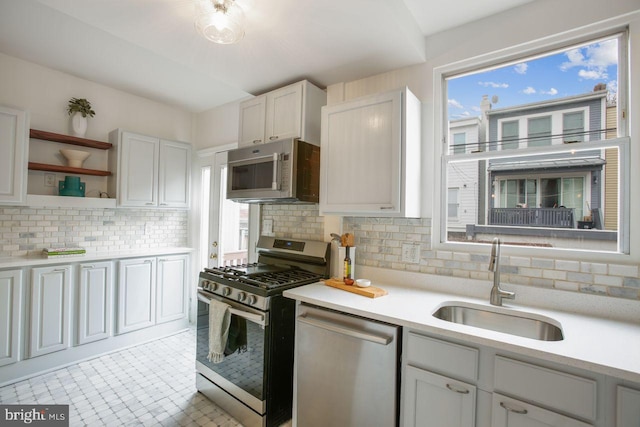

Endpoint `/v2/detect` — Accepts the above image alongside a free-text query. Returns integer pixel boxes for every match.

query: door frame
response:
[189,144,259,320]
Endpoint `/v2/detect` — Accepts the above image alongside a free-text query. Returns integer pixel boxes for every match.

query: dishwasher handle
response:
[297,315,392,345]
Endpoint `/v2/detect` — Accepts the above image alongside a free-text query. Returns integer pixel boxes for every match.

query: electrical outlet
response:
[263,219,273,235]
[402,243,421,264]
[44,173,56,187]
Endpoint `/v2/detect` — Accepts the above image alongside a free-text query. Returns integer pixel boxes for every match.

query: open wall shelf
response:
[29,129,112,176]
[30,129,112,149]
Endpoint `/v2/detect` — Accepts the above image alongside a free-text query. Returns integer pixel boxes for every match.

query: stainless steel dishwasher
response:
[293,303,401,426]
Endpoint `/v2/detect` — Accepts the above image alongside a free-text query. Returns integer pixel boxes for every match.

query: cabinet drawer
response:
[492,393,593,427]
[494,356,597,421]
[406,331,478,382]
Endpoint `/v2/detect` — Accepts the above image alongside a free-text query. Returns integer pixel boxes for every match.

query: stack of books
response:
[42,247,86,258]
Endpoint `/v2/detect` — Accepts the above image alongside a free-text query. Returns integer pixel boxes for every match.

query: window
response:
[501,121,519,150]
[528,116,552,147]
[443,32,629,253]
[448,188,459,218]
[453,133,466,154]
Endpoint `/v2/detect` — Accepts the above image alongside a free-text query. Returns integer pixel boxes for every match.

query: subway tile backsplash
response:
[264,205,640,301]
[0,206,188,257]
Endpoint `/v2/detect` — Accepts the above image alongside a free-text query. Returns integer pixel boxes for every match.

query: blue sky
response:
[447,38,619,120]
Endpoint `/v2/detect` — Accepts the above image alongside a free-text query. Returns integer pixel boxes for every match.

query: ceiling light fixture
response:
[195,0,245,45]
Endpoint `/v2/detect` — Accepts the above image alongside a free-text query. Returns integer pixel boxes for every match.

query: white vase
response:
[70,112,88,137]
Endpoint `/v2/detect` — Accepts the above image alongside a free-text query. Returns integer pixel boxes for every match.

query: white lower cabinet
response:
[117,255,188,334]
[29,265,72,358]
[77,261,114,345]
[616,385,640,427]
[402,330,600,427]
[156,255,188,324]
[491,394,592,427]
[0,269,22,366]
[403,365,476,427]
[117,258,156,334]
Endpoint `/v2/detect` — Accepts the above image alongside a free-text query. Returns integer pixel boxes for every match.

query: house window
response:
[501,121,519,150]
[528,116,552,147]
[443,31,629,253]
[563,111,584,143]
[453,133,466,154]
[448,188,459,218]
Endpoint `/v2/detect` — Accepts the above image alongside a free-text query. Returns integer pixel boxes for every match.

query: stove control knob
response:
[237,292,247,302]
[248,295,258,305]
[201,280,209,290]
[222,287,232,297]
[209,282,218,292]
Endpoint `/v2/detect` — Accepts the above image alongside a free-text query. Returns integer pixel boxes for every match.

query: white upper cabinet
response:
[159,140,191,208]
[238,96,267,146]
[0,105,29,205]
[109,129,191,208]
[320,87,421,217]
[237,80,326,147]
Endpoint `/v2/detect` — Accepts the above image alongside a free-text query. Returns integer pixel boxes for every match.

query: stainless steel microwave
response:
[226,138,320,204]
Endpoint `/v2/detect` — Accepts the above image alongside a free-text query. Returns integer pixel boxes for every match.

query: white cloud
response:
[578,69,608,80]
[522,87,536,95]
[448,99,464,109]
[560,39,617,82]
[471,106,481,112]
[478,81,509,88]
[541,88,558,95]
[514,63,528,74]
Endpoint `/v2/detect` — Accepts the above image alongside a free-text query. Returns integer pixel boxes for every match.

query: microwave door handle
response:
[272,152,279,190]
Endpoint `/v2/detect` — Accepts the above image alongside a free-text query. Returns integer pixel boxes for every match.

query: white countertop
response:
[0,247,193,269]
[284,267,640,384]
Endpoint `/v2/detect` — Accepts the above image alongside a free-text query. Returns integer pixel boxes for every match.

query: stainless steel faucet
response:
[488,237,515,306]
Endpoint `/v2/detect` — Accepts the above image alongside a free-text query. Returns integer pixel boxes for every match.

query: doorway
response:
[198,149,258,271]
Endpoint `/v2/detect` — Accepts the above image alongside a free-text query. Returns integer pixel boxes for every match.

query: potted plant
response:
[67,97,95,137]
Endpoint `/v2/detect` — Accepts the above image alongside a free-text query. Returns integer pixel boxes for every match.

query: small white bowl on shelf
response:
[355,279,371,288]
[60,149,90,168]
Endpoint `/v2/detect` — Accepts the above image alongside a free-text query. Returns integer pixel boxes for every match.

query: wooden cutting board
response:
[323,278,387,298]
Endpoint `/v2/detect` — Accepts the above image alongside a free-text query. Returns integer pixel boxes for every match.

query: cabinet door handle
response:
[81,265,95,269]
[145,202,154,205]
[446,383,470,394]
[269,135,279,140]
[252,139,262,144]
[380,206,394,210]
[160,203,168,206]
[499,401,528,415]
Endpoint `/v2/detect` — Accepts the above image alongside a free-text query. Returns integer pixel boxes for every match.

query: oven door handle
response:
[198,291,267,326]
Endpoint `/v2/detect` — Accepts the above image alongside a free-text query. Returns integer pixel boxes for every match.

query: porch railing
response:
[222,250,248,266]
[489,207,576,228]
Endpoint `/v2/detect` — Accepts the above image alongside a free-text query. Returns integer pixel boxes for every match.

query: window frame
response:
[433,28,630,260]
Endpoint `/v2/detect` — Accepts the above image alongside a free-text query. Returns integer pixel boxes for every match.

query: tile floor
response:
[0,328,242,426]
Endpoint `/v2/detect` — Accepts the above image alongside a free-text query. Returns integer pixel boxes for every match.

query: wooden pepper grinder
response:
[341,233,355,285]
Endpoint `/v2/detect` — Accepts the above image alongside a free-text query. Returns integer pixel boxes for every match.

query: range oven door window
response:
[196,292,267,413]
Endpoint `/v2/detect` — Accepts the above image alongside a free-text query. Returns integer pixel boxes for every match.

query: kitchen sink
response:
[432,302,564,341]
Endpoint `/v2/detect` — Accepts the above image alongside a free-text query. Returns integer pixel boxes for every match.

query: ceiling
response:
[0,0,533,112]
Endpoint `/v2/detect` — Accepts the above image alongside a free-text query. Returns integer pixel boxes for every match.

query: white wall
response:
[0,52,192,143]
[192,98,248,150]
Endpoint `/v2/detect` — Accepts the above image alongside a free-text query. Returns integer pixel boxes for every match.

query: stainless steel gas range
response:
[195,236,330,427]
